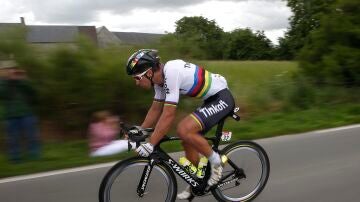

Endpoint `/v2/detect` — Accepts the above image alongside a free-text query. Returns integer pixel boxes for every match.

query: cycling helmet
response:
[126,49,160,75]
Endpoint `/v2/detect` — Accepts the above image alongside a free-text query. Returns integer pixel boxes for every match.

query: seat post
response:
[213,118,225,149]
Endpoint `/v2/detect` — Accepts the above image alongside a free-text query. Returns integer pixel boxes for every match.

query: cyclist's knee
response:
[177,124,192,142]
[177,125,187,139]
[181,140,191,148]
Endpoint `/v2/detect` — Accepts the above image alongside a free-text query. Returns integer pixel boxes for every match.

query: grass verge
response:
[1,103,359,178]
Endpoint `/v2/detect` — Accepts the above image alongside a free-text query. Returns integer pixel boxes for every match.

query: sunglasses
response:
[133,69,151,81]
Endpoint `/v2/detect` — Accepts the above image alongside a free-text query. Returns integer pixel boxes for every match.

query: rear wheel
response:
[212,141,270,202]
[99,157,177,202]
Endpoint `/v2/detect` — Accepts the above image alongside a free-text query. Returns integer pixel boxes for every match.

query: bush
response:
[299,0,360,87]
[0,30,153,136]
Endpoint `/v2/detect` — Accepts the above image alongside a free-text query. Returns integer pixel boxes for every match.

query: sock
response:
[208,151,221,166]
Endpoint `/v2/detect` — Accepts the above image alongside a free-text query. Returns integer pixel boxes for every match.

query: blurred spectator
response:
[88,110,134,157]
[0,60,41,163]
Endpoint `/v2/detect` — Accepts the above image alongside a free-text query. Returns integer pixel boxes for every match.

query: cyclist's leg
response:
[177,116,212,199]
[177,115,213,160]
[177,115,223,188]
[182,141,200,165]
[180,89,235,187]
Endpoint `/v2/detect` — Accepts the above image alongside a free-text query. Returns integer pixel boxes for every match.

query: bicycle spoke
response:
[99,158,176,202]
[212,142,270,202]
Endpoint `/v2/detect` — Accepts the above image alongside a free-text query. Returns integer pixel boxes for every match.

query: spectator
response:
[0,60,41,163]
[88,110,134,157]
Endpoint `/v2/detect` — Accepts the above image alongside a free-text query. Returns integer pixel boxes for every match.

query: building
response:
[27,25,98,49]
[112,31,164,45]
[97,26,164,48]
[1,18,164,49]
[96,26,122,48]
[0,18,98,49]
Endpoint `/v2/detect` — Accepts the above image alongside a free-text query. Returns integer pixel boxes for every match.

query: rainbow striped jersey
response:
[154,60,228,107]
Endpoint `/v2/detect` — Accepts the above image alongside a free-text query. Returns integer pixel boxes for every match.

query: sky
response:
[0,0,292,45]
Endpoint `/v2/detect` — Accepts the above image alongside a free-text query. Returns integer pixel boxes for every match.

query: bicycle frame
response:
[136,118,244,197]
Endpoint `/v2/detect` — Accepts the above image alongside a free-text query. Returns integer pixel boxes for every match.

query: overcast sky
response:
[1,0,292,44]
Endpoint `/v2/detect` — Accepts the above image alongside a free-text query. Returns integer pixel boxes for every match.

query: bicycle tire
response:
[212,141,270,202]
[99,156,177,202]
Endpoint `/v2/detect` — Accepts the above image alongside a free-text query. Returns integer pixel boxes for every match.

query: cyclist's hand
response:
[136,142,154,157]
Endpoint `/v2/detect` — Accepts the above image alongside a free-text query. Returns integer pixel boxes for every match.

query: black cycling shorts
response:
[191,88,235,133]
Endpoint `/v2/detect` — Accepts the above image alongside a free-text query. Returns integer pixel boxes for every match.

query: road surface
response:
[1,124,360,202]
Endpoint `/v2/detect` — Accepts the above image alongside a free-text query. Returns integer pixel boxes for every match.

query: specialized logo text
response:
[168,159,199,187]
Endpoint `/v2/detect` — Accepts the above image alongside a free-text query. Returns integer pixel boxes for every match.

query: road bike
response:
[99,108,270,202]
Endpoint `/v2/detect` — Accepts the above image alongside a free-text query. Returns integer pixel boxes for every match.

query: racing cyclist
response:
[126,49,235,199]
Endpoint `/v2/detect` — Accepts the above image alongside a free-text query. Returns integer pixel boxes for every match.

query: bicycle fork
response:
[136,159,155,197]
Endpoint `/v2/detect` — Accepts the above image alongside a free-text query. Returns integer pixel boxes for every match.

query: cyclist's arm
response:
[148,62,180,145]
[141,100,163,128]
[149,105,176,146]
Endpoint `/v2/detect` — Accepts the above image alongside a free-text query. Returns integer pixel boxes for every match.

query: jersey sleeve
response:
[163,64,181,107]
[154,84,165,102]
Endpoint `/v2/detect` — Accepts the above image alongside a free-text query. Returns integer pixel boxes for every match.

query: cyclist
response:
[126,49,235,199]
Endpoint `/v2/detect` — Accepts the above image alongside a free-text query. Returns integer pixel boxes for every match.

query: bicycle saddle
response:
[230,107,240,121]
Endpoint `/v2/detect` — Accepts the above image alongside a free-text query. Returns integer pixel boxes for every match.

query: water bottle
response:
[179,157,197,175]
[196,157,208,179]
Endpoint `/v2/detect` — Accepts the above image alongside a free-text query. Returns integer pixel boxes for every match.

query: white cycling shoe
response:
[208,163,223,186]
[177,185,191,200]
[177,163,223,200]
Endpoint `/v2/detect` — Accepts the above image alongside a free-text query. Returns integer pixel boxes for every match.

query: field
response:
[0,60,359,178]
[205,60,297,107]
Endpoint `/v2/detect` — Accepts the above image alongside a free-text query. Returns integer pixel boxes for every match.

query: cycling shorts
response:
[191,88,235,133]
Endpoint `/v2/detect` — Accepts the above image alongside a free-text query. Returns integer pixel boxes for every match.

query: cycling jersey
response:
[153,60,234,132]
[154,60,228,106]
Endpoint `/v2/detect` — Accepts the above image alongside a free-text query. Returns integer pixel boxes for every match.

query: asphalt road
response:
[1,124,360,202]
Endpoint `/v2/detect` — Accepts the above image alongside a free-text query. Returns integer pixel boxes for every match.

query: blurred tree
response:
[277,0,336,59]
[0,26,28,58]
[0,29,151,136]
[174,16,225,59]
[224,28,274,60]
[298,0,360,87]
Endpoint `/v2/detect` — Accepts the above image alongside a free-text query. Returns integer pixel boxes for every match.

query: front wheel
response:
[212,141,270,202]
[99,157,177,202]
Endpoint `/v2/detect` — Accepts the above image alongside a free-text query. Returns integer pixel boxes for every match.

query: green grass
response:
[203,60,298,101]
[0,103,359,178]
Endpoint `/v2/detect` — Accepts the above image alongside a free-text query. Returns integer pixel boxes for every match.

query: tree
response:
[299,0,360,87]
[174,16,225,59]
[277,0,336,59]
[224,28,274,60]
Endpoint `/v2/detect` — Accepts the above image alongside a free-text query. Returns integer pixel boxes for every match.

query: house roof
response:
[26,26,78,43]
[112,32,164,45]
[26,25,98,44]
[1,21,161,46]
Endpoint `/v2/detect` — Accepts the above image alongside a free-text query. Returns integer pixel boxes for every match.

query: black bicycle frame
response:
[136,117,245,197]
[136,118,226,196]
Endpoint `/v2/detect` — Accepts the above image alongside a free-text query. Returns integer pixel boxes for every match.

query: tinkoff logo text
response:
[199,100,228,118]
